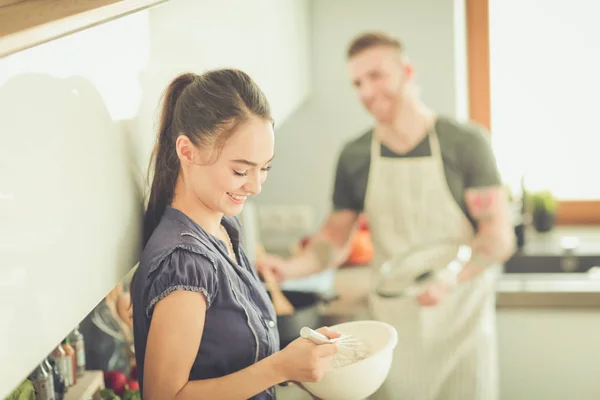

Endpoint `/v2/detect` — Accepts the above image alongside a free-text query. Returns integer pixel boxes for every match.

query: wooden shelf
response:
[64,370,105,400]
[0,0,168,58]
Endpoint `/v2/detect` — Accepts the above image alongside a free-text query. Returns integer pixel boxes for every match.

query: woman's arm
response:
[144,290,338,400]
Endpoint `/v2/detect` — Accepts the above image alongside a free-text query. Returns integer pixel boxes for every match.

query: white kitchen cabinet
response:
[497,307,600,400]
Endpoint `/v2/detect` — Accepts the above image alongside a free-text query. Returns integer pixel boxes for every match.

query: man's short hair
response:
[346,32,404,59]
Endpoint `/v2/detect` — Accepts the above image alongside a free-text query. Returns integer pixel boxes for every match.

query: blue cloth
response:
[132,207,279,399]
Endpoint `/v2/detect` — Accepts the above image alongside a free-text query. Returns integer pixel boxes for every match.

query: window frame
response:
[465,0,600,224]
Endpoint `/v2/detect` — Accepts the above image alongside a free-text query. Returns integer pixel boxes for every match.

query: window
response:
[466,0,600,224]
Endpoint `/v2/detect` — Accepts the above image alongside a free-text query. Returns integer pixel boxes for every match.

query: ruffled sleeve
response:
[144,247,219,318]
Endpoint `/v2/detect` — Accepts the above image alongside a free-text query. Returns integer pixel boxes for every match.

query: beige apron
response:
[365,129,498,400]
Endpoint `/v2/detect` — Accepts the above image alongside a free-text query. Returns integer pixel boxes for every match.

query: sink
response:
[504,253,600,273]
[505,226,600,273]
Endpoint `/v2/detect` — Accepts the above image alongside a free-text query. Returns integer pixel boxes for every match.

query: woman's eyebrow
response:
[231,155,274,167]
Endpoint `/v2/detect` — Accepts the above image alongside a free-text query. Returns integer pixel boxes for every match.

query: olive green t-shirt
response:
[332,116,502,229]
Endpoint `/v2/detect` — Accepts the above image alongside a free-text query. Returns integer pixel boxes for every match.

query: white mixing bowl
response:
[302,320,398,400]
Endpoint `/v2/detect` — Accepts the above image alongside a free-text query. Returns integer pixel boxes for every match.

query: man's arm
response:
[418,125,515,306]
[459,185,515,282]
[257,144,365,281]
[277,209,360,280]
[458,124,515,280]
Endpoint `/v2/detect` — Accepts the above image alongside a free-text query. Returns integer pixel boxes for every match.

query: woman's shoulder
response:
[135,209,225,317]
[143,208,222,264]
[138,245,220,318]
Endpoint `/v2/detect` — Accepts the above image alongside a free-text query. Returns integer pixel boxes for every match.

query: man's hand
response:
[457,236,502,283]
[457,266,480,283]
[416,281,451,307]
[256,252,288,284]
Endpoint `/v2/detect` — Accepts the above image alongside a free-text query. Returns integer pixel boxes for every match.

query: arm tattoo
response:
[465,186,502,222]
[465,185,513,266]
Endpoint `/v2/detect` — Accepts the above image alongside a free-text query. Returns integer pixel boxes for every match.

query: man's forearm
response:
[458,229,515,282]
[277,210,359,281]
[459,185,516,283]
[284,235,351,280]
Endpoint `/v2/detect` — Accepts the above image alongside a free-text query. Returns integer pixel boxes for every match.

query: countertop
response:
[496,272,600,307]
[318,264,600,316]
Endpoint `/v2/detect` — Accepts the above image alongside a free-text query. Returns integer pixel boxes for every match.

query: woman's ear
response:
[175,134,195,164]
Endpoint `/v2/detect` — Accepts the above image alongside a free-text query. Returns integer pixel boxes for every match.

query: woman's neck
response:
[172,179,223,236]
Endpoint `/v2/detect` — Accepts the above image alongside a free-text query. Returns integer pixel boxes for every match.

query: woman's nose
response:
[243,172,262,195]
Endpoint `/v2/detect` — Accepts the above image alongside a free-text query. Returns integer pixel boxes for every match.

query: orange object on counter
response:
[346,229,374,265]
[292,214,374,266]
[344,214,373,266]
[61,338,77,386]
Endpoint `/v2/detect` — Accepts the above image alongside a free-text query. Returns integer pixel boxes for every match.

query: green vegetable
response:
[5,380,35,400]
[122,388,141,400]
[99,388,121,400]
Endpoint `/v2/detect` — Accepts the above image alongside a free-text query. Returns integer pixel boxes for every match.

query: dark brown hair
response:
[346,32,404,59]
[143,69,272,245]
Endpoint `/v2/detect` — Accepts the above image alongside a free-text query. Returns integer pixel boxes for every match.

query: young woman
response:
[131,70,338,400]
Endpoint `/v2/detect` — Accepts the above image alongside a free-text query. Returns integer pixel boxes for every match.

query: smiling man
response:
[259,32,515,400]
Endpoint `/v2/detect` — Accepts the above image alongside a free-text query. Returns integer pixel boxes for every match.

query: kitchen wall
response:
[128,0,312,181]
[0,0,310,395]
[257,0,469,240]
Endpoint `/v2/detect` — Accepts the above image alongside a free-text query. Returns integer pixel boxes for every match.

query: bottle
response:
[42,358,56,399]
[514,176,527,249]
[69,326,86,377]
[52,344,72,387]
[61,338,77,386]
[31,364,55,400]
[47,356,66,400]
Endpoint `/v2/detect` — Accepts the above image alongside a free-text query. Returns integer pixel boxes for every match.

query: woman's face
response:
[177,115,274,217]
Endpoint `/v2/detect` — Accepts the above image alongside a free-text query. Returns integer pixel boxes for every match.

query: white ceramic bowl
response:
[302,320,398,400]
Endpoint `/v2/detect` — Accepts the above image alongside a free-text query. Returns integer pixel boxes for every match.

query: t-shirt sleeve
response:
[145,248,219,318]
[463,125,502,188]
[332,150,363,212]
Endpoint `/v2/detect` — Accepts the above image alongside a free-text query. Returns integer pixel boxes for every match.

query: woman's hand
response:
[273,327,340,383]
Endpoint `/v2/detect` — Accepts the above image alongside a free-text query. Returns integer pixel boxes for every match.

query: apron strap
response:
[370,129,380,160]
[371,128,442,161]
[429,129,441,158]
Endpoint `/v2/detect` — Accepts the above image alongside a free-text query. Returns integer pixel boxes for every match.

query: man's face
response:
[348,46,411,124]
